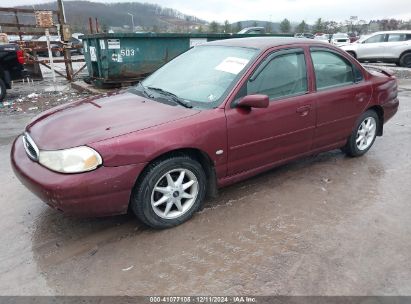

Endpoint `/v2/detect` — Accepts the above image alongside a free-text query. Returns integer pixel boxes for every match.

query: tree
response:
[223,20,231,33]
[209,21,220,33]
[399,19,411,30]
[323,20,341,34]
[279,18,291,33]
[296,20,308,33]
[313,18,325,33]
[198,25,203,33]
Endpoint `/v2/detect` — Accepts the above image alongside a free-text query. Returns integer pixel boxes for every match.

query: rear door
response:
[309,48,373,149]
[225,48,316,175]
[384,33,410,59]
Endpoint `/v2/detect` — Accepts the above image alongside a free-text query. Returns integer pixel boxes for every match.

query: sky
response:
[9,0,411,23]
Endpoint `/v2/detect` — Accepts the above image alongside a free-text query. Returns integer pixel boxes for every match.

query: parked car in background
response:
[348,33,360,43]
[238,27,265,34]
[294,33,315,39]
[7,35,35,42]
[314,34,330,42]
[71,32,84,40]
[35,35,62,57]
[34,36,83,57]
[12,38,399,229]
[0,43,26,102]
[71,33,84,55]
[341,30,411,67]
[69,37,84,55]
[331,33,350,46]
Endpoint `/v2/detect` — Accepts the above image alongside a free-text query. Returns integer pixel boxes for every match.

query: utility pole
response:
[127,13,135,32]
[57,0,73,81]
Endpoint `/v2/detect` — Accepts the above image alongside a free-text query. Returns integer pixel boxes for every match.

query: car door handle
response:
[296,105,311,116]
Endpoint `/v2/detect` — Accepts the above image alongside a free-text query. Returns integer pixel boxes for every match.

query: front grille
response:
[22,133,39,161]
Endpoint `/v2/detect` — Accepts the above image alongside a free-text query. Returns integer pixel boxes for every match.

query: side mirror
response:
[236,94,269,109]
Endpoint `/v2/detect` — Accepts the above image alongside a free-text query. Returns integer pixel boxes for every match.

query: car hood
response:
[26,91,200,150]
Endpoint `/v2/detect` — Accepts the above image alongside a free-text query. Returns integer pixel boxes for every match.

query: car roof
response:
[204,37,319,50]
[371,30,411,35]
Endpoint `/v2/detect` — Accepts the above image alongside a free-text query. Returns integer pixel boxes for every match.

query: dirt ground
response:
[0,71,410,296]
[0,56,92,115]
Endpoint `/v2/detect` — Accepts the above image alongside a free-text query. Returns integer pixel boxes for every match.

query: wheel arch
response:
[399,50,411,66]
[133,147,218,203]
[366,105,384,136]
[399,49,411,59]
[346,50,357,58]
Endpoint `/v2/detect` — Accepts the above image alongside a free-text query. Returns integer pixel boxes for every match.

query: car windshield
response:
[139,45,258,109]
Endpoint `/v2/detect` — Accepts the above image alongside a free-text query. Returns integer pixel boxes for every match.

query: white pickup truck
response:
[341,30,411,67]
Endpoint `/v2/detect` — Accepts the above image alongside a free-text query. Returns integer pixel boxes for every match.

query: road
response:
[0,80,410,296]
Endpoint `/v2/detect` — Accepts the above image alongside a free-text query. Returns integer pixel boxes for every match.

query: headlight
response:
[39,146,102,173]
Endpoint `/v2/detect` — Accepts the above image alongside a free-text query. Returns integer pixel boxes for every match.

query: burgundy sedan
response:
[11,38,399,229]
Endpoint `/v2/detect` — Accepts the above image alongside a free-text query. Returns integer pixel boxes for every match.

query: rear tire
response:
[343,110,379,157]
[131,156,207,229]
[399,52,411,68]
[0,78,6,102]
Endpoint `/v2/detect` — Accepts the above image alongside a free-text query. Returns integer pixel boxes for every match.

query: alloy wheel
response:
[151,168,199,219]
[356,116,377,151]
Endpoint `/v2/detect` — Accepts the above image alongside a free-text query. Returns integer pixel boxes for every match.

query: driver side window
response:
[246,51,308,100]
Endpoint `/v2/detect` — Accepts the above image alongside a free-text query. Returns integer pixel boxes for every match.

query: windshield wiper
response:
[146,86,192,108]
[137,82,153,98]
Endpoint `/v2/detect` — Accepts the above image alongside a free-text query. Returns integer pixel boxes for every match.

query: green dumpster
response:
[80,32,292,88]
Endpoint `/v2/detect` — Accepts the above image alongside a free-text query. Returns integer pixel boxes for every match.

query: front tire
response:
[131,156,207,229]
[343,110,379,157]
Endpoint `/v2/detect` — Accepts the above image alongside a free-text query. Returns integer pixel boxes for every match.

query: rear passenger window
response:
[388,34,405,42]
[247,52,308,100]
[311,50,354,90]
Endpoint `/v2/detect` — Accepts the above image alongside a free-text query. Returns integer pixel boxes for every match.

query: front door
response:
[356,33,387,59]
[225,48,315,176]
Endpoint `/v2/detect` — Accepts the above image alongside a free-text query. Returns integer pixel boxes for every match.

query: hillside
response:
[15,1,207,32]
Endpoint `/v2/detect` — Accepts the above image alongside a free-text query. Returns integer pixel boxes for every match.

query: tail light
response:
[16,49,25,64]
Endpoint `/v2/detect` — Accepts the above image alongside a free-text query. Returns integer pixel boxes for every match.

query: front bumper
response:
[11,135,146,217]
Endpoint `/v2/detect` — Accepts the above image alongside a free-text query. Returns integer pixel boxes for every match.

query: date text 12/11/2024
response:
[149,296,257,303]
